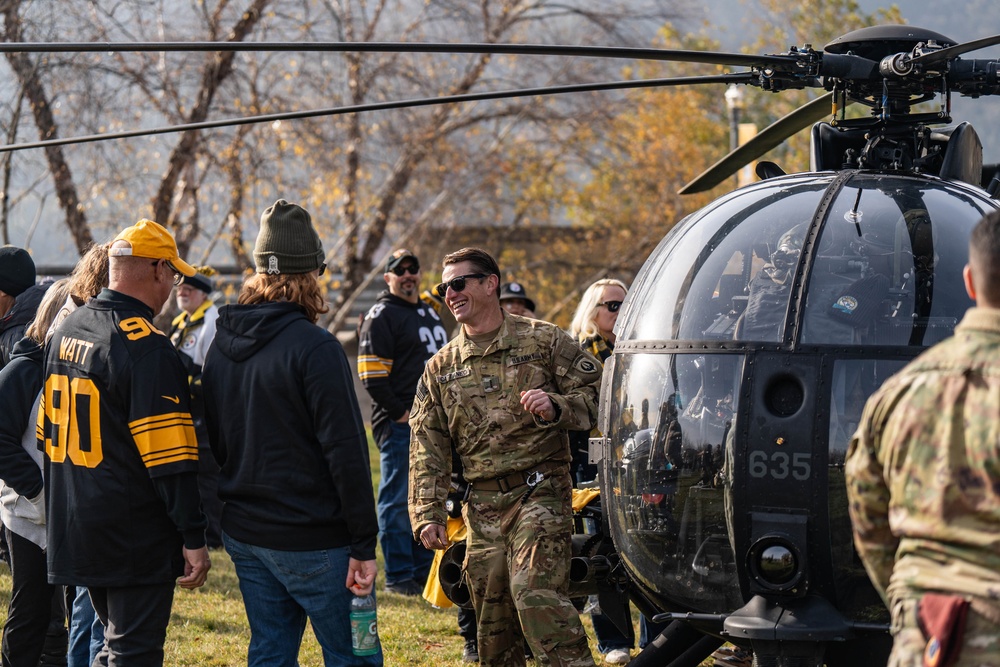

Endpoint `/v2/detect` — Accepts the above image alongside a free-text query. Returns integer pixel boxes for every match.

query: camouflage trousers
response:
[889,596,1000,667]
[464,470,594,667]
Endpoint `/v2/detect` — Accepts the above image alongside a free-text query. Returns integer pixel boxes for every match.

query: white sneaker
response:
[604,648,631,665]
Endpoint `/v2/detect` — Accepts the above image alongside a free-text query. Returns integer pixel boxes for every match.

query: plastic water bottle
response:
[350,593,380,656]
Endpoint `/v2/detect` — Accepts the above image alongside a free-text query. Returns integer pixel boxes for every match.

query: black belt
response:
[471,461,566,493]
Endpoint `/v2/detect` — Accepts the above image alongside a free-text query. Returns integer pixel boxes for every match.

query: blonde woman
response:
[570,278,627,362]
[568,278,633,664]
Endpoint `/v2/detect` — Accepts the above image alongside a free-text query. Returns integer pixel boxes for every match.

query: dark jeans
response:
[377,422,433,586]
[593,611,632,653]
[457,606,477,640]
[2,527,66,667]
[88,583,175,666]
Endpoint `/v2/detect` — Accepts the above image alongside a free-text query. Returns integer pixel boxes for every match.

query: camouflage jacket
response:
[845,307,1000,605]
[408,312,601,536]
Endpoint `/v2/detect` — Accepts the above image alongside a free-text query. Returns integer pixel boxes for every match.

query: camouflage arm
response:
[408,370,453,539]
[845,389,898,602]
[542,330,602,431]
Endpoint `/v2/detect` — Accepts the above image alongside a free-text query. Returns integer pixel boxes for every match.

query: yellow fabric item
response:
[572,487,600,512]
[421,489,600,607]
[422,517,468,607]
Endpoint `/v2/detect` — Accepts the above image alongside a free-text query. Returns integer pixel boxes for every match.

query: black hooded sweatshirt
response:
[203,301,377,560]
[0,283,47,369]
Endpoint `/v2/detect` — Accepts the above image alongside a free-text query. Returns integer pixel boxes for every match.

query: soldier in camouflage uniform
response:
[845,209,1000,667]
[409,247,601,667]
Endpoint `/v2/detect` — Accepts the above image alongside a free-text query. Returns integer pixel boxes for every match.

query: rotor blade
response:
[0,73,758,154]
[0,40,797,69]
[679,92,835,195]
[910,33,1000,66]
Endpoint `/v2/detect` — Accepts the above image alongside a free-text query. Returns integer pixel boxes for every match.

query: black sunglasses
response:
[435,273,487,298]
[391,263,420,276]
[598,300,623,313]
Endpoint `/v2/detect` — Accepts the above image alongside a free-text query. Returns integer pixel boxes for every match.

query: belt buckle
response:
[525,471,544,488]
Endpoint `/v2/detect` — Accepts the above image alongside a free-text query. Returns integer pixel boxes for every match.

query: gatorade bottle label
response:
[351,610,380,656]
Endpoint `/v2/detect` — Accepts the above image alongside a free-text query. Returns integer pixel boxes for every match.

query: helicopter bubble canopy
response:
[600,170,997,619]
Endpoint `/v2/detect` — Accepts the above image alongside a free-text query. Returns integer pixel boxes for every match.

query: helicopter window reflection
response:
[827,358,905,621]
[606,352,743,612]
[617,176,835,343]
[802,176,982,346]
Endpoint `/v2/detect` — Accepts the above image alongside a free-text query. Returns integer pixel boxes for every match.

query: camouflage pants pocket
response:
[887,598,925,667]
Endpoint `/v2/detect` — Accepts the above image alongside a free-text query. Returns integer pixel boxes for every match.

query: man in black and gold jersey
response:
[39,219,210,666]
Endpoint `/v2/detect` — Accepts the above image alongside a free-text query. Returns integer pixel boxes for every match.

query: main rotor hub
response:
[824,25,955,60]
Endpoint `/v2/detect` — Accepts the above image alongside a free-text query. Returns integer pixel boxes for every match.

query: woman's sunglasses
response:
[435,273,487,298]
[598,300,623,313]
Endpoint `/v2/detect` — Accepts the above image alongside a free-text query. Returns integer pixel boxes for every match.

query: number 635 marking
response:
[748,450,811,480]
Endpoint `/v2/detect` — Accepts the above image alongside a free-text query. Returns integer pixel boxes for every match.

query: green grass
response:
[0,437,712,665]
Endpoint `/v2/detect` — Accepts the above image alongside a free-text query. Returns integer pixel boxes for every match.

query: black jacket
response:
[357,290,448,443]
[0,337,44,499]
[0,283,47,369]
[203,301,378,559]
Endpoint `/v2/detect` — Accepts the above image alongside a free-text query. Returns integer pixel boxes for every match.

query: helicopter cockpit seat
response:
[701,274,748,338]
[733,224,805,342]
[802,272,891,344]
[716,274,747,317]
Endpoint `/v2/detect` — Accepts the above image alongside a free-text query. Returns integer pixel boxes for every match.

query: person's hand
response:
[419,523,449,551]
[178,546,211,589]
[395,410,410,423]
[346,558,378,596]
[520,389,555,422]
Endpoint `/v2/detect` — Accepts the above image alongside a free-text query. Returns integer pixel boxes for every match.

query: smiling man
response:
[408,247,602,666]
[358,249,448,595]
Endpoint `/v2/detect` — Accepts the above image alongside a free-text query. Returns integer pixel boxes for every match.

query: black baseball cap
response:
[385,249,419,273]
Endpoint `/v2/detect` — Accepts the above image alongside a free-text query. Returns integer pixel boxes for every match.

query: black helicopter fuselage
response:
[595,167,999,666]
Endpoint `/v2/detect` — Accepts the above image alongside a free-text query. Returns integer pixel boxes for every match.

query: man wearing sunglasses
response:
[358,249,448,596]
[409,247,602,666]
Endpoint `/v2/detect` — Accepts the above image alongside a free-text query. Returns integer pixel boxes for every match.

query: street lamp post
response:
[725,84,746,187]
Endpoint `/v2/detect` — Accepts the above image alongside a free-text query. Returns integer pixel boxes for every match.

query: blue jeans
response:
[67,586,103,667]
[592,612,632,653]
[224,533,384,667]
[377,422,433,585]
[639,614,668,649]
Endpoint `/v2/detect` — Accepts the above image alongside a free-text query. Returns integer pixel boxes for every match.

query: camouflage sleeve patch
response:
[575,356,598,375]
[415,377,428,402]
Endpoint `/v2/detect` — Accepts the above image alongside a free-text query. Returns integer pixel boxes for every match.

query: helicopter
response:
[585,24,1000,667]
[4,21,1000,667]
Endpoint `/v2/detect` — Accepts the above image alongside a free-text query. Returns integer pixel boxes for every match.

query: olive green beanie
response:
[253,199,325,275]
